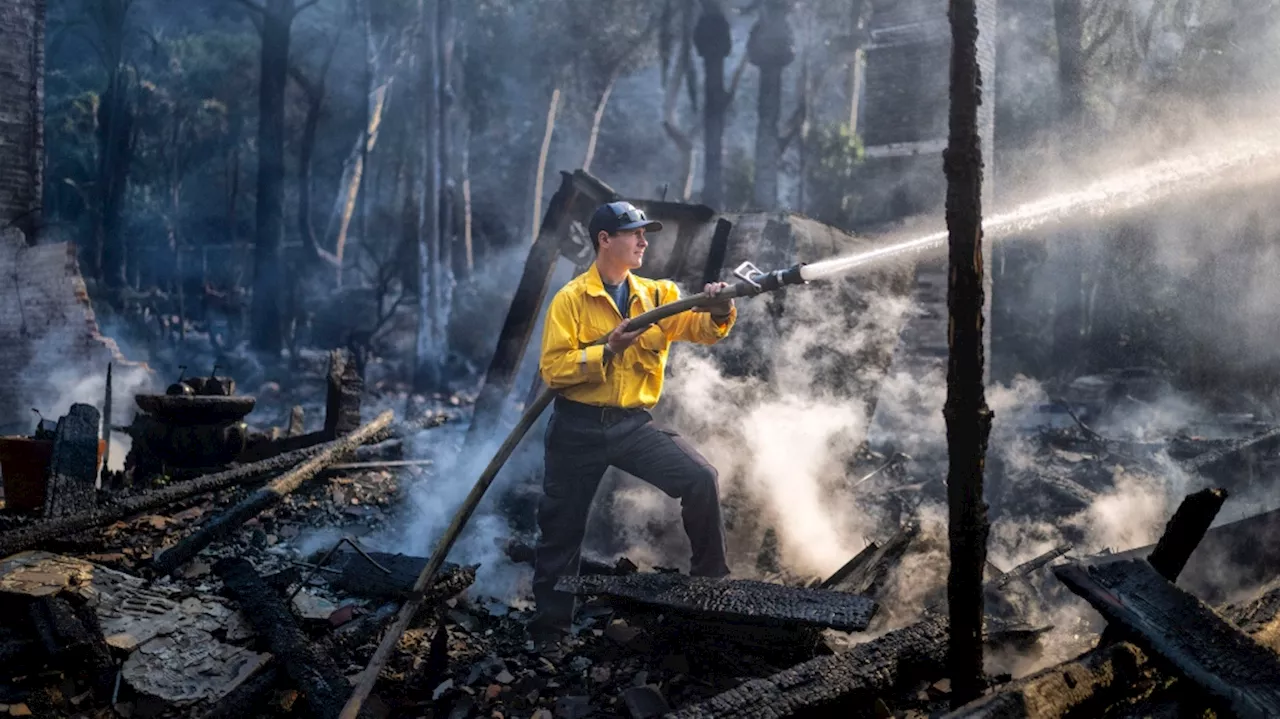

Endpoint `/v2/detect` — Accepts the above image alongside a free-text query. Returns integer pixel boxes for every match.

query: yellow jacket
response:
[539,263,737,409]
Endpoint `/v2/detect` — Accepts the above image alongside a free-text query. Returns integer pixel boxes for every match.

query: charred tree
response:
[437,0,456,346]
[695,0,731,209]
[943,0,993,707]
[747,0,794,211]
[414,0,446,392]
[1052,0,1086,132]
[92,0,134,288]
[290,36,341,271]
[246,0,312,354]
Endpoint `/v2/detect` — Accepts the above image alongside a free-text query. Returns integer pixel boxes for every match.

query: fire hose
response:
[339,261,807,718]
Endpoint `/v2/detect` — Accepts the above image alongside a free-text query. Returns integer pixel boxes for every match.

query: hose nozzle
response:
[730,261,808,297]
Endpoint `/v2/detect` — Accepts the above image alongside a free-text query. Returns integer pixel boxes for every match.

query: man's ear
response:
[597,230,610,249]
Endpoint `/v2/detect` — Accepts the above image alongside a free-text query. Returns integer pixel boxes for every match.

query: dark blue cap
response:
[588,201,663,239]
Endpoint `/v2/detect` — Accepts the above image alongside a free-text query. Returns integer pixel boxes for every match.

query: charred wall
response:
[0,0,44,239]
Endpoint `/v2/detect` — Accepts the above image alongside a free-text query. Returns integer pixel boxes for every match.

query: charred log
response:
[215,557,349,719]
[27,595,114,699]
[555,573,877,633]
[42,404,101,519]
[669,617,947,718]
[1054,559,1280,719]
[200,662,281,719]
[153,410,394,575]
[823,522,919,599]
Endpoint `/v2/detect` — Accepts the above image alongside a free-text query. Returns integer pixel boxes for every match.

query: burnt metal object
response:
[152,411,394,575]
[669,617,947,718]
[330,550,475,602]
[215,558,348,719]
[1055,559,1280,719]
[555,572,877,632]
[133,395,256,424]
[42,404,101,518]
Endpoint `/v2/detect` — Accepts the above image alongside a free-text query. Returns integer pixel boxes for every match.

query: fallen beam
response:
[215,558,348,719]
[945,577,1280,718]
[818,541,879,590]
[153,410,394,575]
[1054,559,1280,719]
[668,617,947,718]
[0,435,387,559]
[555,573,878,633]
[1181,425,1280,474]
[1097,487,1226,646]
[824,522,918,599]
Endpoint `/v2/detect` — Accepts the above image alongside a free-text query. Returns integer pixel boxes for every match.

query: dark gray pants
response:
[532,401,730,630]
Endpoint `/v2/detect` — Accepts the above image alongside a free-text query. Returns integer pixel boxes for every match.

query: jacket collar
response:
[586,261,636,298]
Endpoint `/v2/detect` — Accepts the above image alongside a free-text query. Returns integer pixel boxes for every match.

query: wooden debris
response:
[152,410,394,575]
[0,434,385,559]
[555,573,878,633]
[287,406,305,438]
[818,541,879,590]
[1098,487,1226,645]
[1054,559,1280,719]
[201,662,280,719]
[27,595,114,698]
[215,557,349,719]
[668,617,947,718]
[621,685,671,719]
[324,349,363,439]
[990,545,1071,591]
[1181,425,1280,474]
[824,522,919,598]
[42,404,100,518]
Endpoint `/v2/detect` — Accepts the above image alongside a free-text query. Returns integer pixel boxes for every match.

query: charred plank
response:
[1181,425,1280,474]
[324,349,363,439]
[1054,559,1280,719]
[200,662,281,719]
[153,410,394,575]
[27,594,114,698]
[1097,487,1226,646]
[555,573,877,633]
[668,617,947,718]
[214,557,348,719]
[819,541,879,590]
[824,522,919,598]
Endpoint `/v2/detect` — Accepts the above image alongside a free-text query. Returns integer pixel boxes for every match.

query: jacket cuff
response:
[709,305,737,337]
[583,345,608,382]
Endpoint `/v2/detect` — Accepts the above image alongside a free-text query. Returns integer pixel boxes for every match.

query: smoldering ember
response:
[7,2,1280,719]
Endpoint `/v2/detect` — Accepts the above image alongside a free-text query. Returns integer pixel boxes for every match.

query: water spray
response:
[339,259,809,719]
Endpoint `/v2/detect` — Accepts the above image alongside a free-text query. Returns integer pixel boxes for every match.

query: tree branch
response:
[291,0,323,18]
[725,52,750,106]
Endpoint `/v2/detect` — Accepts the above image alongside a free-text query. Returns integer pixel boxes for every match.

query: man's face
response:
[599,227,648,269]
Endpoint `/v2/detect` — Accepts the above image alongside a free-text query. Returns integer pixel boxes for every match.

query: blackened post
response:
[943,0,993,707]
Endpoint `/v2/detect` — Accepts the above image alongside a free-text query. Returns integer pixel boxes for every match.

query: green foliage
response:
[801,122,865,229]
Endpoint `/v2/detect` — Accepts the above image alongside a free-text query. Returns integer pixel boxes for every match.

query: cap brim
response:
[619,220,664,233]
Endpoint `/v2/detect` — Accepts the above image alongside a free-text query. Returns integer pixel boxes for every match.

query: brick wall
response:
[0,0,44,238]
[0,229,149,435]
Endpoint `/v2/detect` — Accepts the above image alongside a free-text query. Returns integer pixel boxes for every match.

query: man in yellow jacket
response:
[532,201,737,638]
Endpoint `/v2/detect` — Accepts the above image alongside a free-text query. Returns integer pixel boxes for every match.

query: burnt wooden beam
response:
[943,0,992,705]
[42,404,101,518]
[668,617,947,718]
[555,572,878,632]
[700,217,733,285]
[0,433,394,559]
[946,575,1280,718]
[1181,425,1280,474]
[215,558,348,719]
[201,662,281,719]
[1054,559,1280,719]
[824,522,919,599]
[153,410,394,575]
[462,170,617,450]
[1097,487,1227,646]
[27,595,115,698]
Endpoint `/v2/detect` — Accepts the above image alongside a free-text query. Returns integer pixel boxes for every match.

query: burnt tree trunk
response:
[1052,0,1086,132]
[943,0,992,707]
[746,0,793,211]
[414,0,444,392]
[94,0,134,287]
[695,1,731,209]
[437,0,456,346]
[250,0,294,353]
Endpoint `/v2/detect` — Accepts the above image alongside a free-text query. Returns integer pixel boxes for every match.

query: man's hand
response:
[697,282,734,322]
[605,321,646,358]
